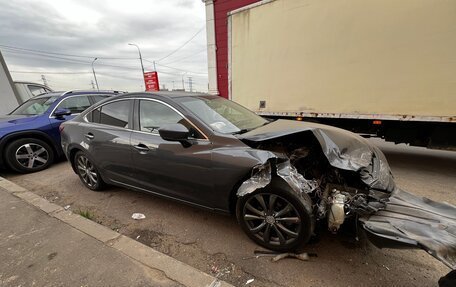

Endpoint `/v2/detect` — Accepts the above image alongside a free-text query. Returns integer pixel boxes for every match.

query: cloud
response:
[0,0,208,92]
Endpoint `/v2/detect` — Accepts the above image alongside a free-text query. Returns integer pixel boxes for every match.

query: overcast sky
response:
[0,0,208,92]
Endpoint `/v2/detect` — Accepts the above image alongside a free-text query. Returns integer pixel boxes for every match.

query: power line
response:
[161,48,206,65]
[3,49,140,70]
[0,44,137,60]
[3,44,208,78]
[152,61,207,75]
[10,70,91,74]
[155,26,205,62]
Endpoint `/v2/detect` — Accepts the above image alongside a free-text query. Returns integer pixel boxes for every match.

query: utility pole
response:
[41,75,48,86]
[91,80,95,89]
[181,72,188,91]
[128,43,146,91]
[188,76,193,92]
[91,58,99,90]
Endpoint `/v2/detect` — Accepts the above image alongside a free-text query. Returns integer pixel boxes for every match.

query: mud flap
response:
[360,189,456,269]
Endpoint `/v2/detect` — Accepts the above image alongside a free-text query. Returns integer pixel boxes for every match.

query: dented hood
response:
[239,120,395,191]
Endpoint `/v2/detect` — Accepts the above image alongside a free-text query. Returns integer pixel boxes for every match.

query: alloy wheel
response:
[76,155,98,187]
[15,143,49,169]
[243,193,302,246]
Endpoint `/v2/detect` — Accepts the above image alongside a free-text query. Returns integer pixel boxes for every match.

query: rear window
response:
[10,96,58,115]
[87,100,130,128]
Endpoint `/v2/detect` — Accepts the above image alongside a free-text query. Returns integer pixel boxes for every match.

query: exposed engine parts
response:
[327,190,346,233]
[237,124,456,269]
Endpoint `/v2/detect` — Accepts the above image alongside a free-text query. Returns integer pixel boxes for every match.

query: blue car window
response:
[11,96,59,115]
[56,96,91,114]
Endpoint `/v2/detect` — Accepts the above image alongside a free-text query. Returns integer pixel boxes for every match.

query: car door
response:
[82,99,135,184]
[130,98,214,208]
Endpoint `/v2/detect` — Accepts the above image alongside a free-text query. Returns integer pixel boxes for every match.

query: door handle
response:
[85,133,94,140]
[133,143,150,153]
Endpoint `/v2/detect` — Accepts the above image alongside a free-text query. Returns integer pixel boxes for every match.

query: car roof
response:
[114,91,213,101]
[33,90,124,99]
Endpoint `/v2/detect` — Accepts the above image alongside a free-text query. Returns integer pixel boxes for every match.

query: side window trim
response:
[85,97,209,140]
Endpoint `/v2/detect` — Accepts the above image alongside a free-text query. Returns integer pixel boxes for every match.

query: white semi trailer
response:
[222,0,456,150]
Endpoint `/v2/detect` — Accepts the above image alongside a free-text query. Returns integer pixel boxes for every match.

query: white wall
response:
[0,51,20,115]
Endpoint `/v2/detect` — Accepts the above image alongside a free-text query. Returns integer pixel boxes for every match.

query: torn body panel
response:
[361,188,456,269]
[236,160,319,197]
[235,119,455,271]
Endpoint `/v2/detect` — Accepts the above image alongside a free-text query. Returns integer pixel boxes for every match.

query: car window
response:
[55,96,91,114]
[91,95,110,103]
[98,100,130,128]
[139,100,202,138]
[175,96,268,134]
[10,96,59,115]
[28,85,47,96]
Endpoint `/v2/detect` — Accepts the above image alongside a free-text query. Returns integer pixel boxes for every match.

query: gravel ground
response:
[3,139,455,287]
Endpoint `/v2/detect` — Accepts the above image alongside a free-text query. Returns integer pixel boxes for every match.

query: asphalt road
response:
[3,139,455,287]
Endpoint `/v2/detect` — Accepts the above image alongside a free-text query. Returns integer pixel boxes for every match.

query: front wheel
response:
[74,151,105,191]
[236,180,315,252]
[5,138,54,173]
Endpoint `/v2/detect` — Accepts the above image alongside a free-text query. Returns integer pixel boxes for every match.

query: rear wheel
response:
[74,151,105,191]
[5,138,54,173]
[236,180,314,252]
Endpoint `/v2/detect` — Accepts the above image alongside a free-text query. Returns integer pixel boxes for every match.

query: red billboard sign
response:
[144,71,160,91]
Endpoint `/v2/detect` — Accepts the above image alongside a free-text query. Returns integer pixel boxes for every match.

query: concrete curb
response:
[0,176,233,287]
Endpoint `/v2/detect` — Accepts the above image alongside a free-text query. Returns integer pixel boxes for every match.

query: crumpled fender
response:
[239,119,395,191]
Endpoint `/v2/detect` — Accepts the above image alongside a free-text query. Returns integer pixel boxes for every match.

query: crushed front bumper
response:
[361,188,456,269]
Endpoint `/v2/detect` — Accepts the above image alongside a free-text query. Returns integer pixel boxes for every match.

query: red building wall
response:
[214,0,260,98]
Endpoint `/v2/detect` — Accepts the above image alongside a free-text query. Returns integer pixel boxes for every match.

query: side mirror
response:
[53,108,71,119]
[159,123,190,142]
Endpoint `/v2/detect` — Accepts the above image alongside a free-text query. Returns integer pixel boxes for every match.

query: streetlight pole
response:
[91,58,99,90]
[128,43,146,91]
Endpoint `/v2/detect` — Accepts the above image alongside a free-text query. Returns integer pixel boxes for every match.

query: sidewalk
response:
[0,177,231,287]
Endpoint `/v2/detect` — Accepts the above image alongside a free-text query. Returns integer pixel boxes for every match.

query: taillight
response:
[59,124,65,133]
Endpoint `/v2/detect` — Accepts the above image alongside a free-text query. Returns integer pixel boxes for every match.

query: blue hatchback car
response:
[0,90,121,173]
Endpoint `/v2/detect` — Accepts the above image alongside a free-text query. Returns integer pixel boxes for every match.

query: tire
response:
[74,151,105,191]
[236,179,315,252]
[5,138,54,173]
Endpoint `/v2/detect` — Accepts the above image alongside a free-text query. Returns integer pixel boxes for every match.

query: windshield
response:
[176,96,268,134]
[10,96,59,115]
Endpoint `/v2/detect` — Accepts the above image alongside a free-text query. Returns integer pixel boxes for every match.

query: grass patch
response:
[78,209,94,220]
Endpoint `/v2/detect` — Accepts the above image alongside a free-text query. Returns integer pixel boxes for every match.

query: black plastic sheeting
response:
[361,188,456,269]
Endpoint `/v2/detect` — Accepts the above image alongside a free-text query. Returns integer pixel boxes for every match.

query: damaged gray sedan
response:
[60,92,456,272]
